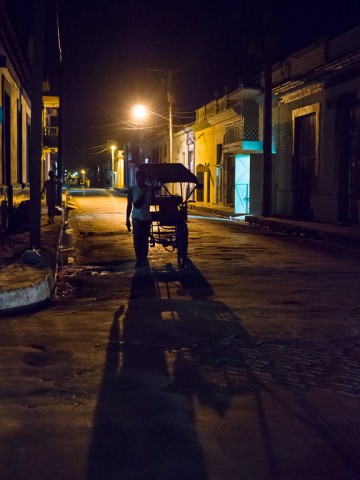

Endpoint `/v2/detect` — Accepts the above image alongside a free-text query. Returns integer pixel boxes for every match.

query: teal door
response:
[235,154,250,214]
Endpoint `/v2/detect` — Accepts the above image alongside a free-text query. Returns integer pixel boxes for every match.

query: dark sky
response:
[5,0,360,168]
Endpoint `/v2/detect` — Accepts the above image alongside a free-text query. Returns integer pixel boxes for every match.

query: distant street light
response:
[110,144,116,189]
[132,103,173,163]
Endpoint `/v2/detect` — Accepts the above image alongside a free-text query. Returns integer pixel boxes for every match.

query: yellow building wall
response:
[3,70,20,184]
[115,150,124,188]
[0,74,3,185]
[0,69,31,185]
[195,125,214,204]
[21,96,31,183]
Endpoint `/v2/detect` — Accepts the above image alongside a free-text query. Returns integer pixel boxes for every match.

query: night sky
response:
[5,0,360,168]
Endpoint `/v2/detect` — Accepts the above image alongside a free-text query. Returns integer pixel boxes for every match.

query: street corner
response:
[22,249,49,267]
[0,263,55,312]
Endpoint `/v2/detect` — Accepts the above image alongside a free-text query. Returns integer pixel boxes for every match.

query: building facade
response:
[0,0,31,230]
[42,88,60,182]
[172,26,360,225]
[271,26,360,224]
[127,26,360,227]
[190,89,261,214]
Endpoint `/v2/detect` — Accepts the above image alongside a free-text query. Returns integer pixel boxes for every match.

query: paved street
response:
[1,188,360,480]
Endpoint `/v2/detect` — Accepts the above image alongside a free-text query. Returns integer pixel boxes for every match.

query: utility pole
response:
[56,0,64,205]
[29,0,45,249]
[147,68,176,163]
[262,0,273,216]
[167,70,175,163]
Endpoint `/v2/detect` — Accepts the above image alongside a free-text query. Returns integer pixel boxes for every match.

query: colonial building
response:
[42,84,60,182]
[176,25,360,224]
[0,0,31,230]
[271,25,360,224]
[138,89,262,214]
[192,88,261,214]
[126,25,360,227]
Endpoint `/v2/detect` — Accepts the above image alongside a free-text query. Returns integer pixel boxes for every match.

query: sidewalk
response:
[0,204,63,312]
[188,202,360,253]
[244,214,360,252]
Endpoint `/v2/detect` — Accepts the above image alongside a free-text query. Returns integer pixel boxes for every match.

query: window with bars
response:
[224,117,259,144]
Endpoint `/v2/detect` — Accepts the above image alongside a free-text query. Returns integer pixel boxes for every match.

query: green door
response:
[235,154,250,214]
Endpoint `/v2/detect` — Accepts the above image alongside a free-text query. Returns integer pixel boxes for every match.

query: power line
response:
[55,0,62,65]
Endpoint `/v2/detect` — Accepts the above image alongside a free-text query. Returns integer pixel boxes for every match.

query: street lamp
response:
[110,144,116,189]
[132,104,173,163]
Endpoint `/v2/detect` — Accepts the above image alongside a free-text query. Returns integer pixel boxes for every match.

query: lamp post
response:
[132,104,173,163]
[146,68,175,163]
[167,71,175,164]
[110,144,116,189]
[262,0,273,216]
[168,97,173,164]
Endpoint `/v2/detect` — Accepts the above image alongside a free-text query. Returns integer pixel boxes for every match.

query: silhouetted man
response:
[126,170,152,267]
[41,170,62,224]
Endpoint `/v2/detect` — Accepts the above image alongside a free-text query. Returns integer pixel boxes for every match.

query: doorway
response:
[2,85,11,185]
[235,154,250,214]
[292,113,316,220]
[349,102,360,222]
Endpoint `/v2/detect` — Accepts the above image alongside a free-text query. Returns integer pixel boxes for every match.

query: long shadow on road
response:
[86,260,218,480]
[85,259,360,480]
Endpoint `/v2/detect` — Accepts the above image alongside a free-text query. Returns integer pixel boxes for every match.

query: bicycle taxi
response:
[139,163,202,268]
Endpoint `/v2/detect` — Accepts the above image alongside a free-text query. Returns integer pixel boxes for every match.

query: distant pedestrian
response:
[126,170,153,267]
[41,170,62,224]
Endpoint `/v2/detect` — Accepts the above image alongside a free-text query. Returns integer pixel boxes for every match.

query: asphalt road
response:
[1,187,360,480]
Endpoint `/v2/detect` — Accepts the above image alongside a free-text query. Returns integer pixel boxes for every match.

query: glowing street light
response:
[132,104,148,121]
[132,103,173,163]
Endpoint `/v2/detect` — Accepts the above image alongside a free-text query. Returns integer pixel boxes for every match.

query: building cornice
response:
[273,42,360,104]
[275,81,324,105]
[207,108,240,125]
[193,119,212,132]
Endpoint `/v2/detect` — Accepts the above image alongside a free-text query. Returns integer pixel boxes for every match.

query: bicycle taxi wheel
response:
[176,221,188,268]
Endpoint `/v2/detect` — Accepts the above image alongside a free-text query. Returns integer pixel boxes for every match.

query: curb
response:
[0,204,65,313]
[0,265,55,313]
[245,215,360,252]
[187,204,234,218]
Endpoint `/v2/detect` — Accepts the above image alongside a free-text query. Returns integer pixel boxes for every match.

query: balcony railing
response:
[224,117,259,144]
[44,127,58,136]
[43,127,59,148]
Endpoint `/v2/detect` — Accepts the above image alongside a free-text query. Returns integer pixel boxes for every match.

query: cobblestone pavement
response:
[57,258,360,400]
[177,337,360,398]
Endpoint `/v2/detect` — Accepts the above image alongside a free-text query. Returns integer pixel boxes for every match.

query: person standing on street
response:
[41,170,62,224]
[126,170,153,267]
